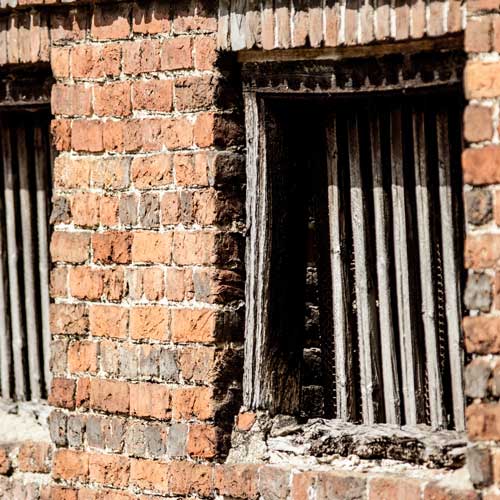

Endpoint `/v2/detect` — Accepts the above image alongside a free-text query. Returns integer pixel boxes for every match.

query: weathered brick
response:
[139,344,160,378]
[465,234,500,269]
[467,446,492,487]
[466,190,493,226]
[50,196,71,225]
[129,458,169,493]
[51,46,71,78]
[131,154,172,188]
[132,79,173,113]
[128,267,165,301]
[369,477,426,500]
[49,378,76,409]
[49,410,67,447]
[167,423,187,458]
[172,231,214,265]
[187,424,218,458]
[52,84,92,116]
[92,232,133,264]
[53,449,89,482]
[464,105,493,143]
[89,305,129,339]
[0,447,10,475]
[91,3,131,40]
[465,61,500,99]
[91,157,131,189]
[70,192,100,227]
[130,382,171,419]
[50,232,90,263]
[76,377,91,409]
[139,193,160,228]
[67,414,86,448]
[464,316,500,354]
[194,35,217,70]
[94,82,132,117]
[53,155,92,189]
[467,403,500,441]
[132,0,170,34]
[159,349,180,382]
[258,466,292,500]
[118,343,139,379]
[423,482,479,500]
[18,441,51,473]
[464,272,492,312]
[50,303,88,335]
[465,17,492,53]
[72,120,104,152]
[88,453,130,487]
[68,340,98,374]
[100,195,120,227]
[50,8,88,44]
[168,461,214,497]
[51,119,72,151]
[50,338,68,376]
[132,231,172,263]
[215,464,260,499]
[161,37,192,70]
[174,75,216,112]
[90,379,130,414]
[171,308,216,343]
[123,39,161,74]
[130,306,169,341]
[171,386,214,420]
[72,44,121,79]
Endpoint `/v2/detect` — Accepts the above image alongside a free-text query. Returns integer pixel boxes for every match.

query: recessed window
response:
[243,55,465,431]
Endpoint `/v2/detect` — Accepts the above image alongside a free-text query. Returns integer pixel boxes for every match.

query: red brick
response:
[71,192,100,227]
[194,36,217,70]
[130,306,169,341]
[132,1,170,34]
[94,82,132,117]
[76,377,91,409]
[50,232,90,263]
[464,316,500,354]
[132,79,173,113]
[100,195,120,227]
[103,267,127,302]
[90,379,130,414]
[123,39,161,74]
[174,153,209,186]
[50,9,87,44]
[168,461,214,497]
[161,192,181,225]
[50,303,88,335]
[92,232,133,264]
[165,268,193,301]
[90,305,129,339]
[161,37,192,70]
[468,404,500,441]
[464,105,493,143]
[71,120,104,152]
[69,267,102,300]
[237,412,257,431]
[88,453,130,487]
[68,340,98,374]
[131,154,173,188]
[50,267,68,298]
[130,459,169,493]
[42,486,78,500]
[175,75,216,112]
[215,464,260,499]
[91,3,131,40]
[53,449,89,481]
[465,234,500,269]
[172,231,215,265]
[48,377,76,409]
[51,47,70,79]
[465,61,500,99]
[187,424,218,458]
[132,231,172,263]
[172,3,217,33]
[54,155,92,189]
[369,476,423,500]
[52,84,92,116]
[162,117,194,149]
[0,447,10,475]
[423,482,479,499]
[171,308,216,343]
[128,267,165,301]
[51,119,72,151]
[130,382,171,419]
[18,441,51,473]
[463,146,500,184]
[171,386,214,420]
[72,44,121,79]
[465,17,492,52]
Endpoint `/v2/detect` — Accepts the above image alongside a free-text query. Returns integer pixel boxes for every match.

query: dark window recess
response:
[0,108,52,401]
[245,89,465,430]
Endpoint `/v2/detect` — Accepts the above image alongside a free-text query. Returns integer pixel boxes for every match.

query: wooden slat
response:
[275,0,291,48]
[261,0,275,49]
[347,113,381,424]
[1,125,26,401]
[0,163,11,399]
[370,112,401,425]
[217,0,231,50]
[34,125,51,394]
[245,0,261,49]
[17,126,42,400]
[390,108,420,425]
[375,0,391,40]
[325,117,356,421]
[412,109,446,429]
[229,0,247,51]
[324,0,341,46]
[308,0,323,47]
[345,0,359,45]
[436,109,465,431]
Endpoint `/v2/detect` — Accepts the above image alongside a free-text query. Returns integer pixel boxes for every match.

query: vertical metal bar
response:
[436,109,465,431]
[326,116,356,421]
[0,149,11,398]
[17,125,42,400]
[370,112,401,425]
[2,125,26,401]
[348,113,381,424]
[412,109,446,429]
[390,108,419,425]
[34,125,51,394]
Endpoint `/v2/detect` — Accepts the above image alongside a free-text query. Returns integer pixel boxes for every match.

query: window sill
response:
[228,413,466,470]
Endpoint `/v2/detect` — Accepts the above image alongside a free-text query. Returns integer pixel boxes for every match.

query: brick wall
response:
[0,0,495,498]
[462,0,500,496]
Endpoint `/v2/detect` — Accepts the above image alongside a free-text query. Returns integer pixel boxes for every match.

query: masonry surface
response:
[0,0,498,498]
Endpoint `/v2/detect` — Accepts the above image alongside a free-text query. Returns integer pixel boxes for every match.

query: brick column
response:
[463,0,500,492]
[47,1,245,497]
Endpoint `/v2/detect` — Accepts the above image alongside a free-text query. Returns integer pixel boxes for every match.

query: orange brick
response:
[171,308,216,343]
[131,231,172,263]
[90,379,130,414]
[369,476,423,500]
[88,453,130,487]
[215,464,260,500]
[131,154,173,188]
[130,459,169,492]
[53,155,92,189]
[71,120,104,152]
[123,39,161,74]
[132,79,173,113]
[76,377,91,409]
[51,47,70,79]
[464,105,494,143]
[236,412,257,431]
[50,267,68,298]
[174,153,209,186]
[100,195,120,227]
[172,231,214,265]
[187,424,218,458]
[52,84,92,116]
[465,16,492,52]
[130,306,169,341]
[128,267,165,301]
[68,340,98,374]
[69,266,103,300]
[168,461,214,497]
[465,61,500,99]
[70,192,100,227]
[130,382,171,419]
[0,447,10,475]
[465,234,500,269]
[90,305,129,339]
[50,232,90,264]
[50,303,88,335]
[161,37,192,70]
[162,117,194,149]
[53,449,89,482]
[165,268,193,301]
[92,232,133,264]
[91,156,131,190]
[94,82,132,117]
[72,44,121,79]
[171,386,214,420]
[132,0,170,34]
[51,119,72,151]
[464,316,500,354]
[48,377,76,409]
[194,36,217,70]
[91,3,131,40]
[464,146,500,185]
